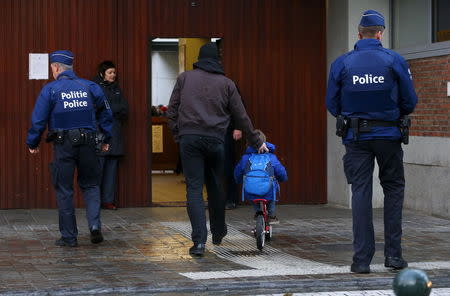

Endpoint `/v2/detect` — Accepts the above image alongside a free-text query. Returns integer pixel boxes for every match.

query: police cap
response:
[49,50,74,66]
[359,10,385,28]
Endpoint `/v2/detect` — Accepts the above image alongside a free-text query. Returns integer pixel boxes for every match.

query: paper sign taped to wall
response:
[29,53,49,80]
[152,125,163,153]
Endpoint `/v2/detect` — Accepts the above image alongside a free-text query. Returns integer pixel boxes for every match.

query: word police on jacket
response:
[60,90,89,109]
[352,74,385,85]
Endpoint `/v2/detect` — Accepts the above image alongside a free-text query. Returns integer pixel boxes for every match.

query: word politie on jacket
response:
[60,90,89,109]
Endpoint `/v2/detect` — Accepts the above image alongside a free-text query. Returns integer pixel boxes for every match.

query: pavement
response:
[1,205,450,295]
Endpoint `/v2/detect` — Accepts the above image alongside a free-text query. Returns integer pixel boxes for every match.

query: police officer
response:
[326,10,418,273]
[26,50,113,247]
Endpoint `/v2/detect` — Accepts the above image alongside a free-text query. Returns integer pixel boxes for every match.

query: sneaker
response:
[385,256,408,270]
[101,202,117,210]
[351,263,370,274]
[55,238,78,247]
[269,216,279,224]
[189,243,205,256]
[90,228,104,244]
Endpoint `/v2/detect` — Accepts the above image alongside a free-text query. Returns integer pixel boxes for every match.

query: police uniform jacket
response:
[326,39,418,143]
[93,75,128,156]
[26,70,113,148]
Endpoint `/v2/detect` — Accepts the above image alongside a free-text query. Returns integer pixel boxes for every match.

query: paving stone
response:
[0,206,449,295]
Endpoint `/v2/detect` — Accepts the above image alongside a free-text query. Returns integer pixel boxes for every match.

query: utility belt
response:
[336,115,411,144]
[46,128,97,146]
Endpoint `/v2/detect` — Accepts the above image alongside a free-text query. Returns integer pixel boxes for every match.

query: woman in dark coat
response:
[93,61,129,210]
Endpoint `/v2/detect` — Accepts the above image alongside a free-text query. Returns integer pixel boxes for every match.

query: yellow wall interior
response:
[178,38,210,72]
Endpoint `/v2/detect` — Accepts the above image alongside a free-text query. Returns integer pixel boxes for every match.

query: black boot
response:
[189,243,205,256]
[350,263,370,274]
[90,227,104,244]
[55,238,78,247]
[385,257,408,270]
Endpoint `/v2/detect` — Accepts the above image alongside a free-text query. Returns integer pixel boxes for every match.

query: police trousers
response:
[179,135,227,244]
[50,139,102,243]
[343,140,405,265]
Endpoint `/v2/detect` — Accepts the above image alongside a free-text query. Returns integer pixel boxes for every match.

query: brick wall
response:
[408,55,450,137]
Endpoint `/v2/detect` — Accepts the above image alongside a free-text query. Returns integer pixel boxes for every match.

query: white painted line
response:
[162,222,450,280]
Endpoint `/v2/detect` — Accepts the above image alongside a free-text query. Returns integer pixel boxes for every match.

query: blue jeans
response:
[179,135,227,244]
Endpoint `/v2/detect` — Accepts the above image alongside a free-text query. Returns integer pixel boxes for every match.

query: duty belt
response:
[347,119,397,128]
[47,128,96,146]
[348,118,398,141]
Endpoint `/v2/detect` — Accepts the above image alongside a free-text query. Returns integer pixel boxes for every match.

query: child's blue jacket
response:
[234,142,287,200]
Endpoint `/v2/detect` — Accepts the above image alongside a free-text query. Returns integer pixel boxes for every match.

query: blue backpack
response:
[242,153,277,201]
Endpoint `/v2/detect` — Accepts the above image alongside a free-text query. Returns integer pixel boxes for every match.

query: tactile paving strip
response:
[162,222,450,280]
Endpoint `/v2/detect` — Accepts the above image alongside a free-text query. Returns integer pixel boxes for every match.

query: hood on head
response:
[193,42,225,75]
[198,42,220,61]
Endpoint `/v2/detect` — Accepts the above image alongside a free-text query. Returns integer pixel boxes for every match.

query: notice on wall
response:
[29,53,49,80]
[152,125,163,153]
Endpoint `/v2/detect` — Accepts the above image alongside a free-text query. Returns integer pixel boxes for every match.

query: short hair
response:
[97,60,116,77]
[358,25,384,38]
[53,62,73,71]
[255,129,266,143]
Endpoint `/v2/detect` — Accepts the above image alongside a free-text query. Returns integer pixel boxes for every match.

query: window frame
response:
[392,0,450,60]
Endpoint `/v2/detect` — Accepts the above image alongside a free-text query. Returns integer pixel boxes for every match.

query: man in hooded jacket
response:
[167,42,268,256]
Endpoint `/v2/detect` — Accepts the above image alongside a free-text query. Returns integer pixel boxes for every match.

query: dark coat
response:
[93,75,129,156]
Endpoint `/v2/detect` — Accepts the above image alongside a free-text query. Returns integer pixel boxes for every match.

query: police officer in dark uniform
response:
[326,11,418,274]
[26,50,113,247]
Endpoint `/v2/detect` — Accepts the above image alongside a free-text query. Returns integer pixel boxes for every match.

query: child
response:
[234,130,287,223]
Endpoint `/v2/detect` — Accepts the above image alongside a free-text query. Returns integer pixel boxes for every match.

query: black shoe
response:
[350,263,370,274]
[90,228,104,244]
[55,238,78,247]
[385,256,408,270]
[189,243,205,256]
[212,230,227,245]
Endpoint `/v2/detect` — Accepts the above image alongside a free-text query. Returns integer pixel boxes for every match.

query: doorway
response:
[150,37,221,206]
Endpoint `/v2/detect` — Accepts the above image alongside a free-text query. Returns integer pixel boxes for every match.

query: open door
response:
[150,37,220,206]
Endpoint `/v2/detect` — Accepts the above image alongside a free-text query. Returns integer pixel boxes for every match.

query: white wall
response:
[151,51,178,107]
[327,0,351,207]
[348,0,391,50]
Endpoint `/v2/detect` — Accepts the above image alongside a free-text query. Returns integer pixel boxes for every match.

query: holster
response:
[68,129,84,146]
[67,129,95,146]
[398,115,411,145]
[46,130,65,144]
[336,115,348,138]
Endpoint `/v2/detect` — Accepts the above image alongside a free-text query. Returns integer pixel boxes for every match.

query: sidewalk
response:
[1,205,449,295]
